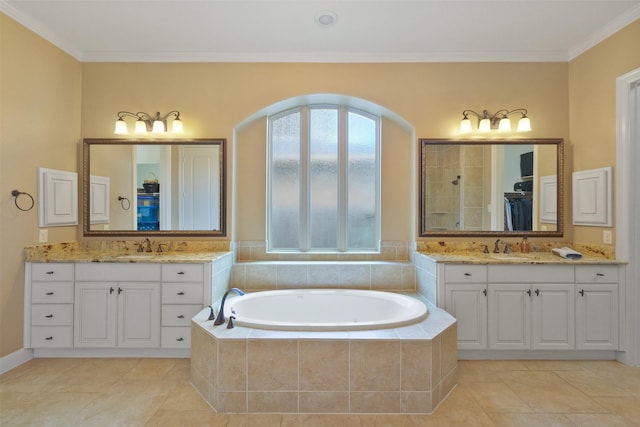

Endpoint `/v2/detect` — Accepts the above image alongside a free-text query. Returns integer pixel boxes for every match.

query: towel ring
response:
[118,196,131,210]
[11,190,35,212]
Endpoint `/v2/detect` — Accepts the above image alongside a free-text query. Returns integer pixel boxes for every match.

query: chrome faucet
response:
[213,288,245,326]
[493,239,501,253]
[142,238,152,253]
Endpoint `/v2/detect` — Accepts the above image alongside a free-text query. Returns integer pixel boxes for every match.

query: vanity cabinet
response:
[160,264,205,349]
[29,263,74,347]
[437,262,620,354]
[443,265,488,350]
[575,266,619,350]
[75,264,161,348]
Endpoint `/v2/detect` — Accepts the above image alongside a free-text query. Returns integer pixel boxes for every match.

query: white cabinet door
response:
[488,284,531,350]
[75,282,117,347]
[576,284,619,350]
[445,284,487,349]
[531,284,575,350]
[117,282,160,348]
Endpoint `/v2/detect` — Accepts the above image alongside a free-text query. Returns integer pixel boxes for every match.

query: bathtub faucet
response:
[213,288,245,326]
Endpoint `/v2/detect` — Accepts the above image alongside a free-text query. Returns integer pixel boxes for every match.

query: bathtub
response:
[224,289,428,331]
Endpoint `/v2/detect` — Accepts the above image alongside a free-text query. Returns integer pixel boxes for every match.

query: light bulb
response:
[498,117,511,132]
[478,118,491,132]
[171,118,184,134]
[114,119,128,135]
[460,118,472,133]
[134,120,147,134]
[152,120,165,133]
[517,116,531,132]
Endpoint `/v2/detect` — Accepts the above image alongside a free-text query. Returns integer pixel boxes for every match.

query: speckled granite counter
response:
[416,241,625,265]
[25,241,232,263]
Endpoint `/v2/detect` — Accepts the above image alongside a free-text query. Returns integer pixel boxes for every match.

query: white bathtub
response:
[224,289,428,331]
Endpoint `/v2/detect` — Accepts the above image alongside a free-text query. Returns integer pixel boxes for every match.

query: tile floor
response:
[1,358,639,426]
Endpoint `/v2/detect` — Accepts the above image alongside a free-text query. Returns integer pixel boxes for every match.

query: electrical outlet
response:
[603,230,612,244]
[39,229,48,243]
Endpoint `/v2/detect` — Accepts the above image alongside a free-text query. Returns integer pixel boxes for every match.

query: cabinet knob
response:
[177,291,185,295]
[177,314,185,319]
[176,337,184,342]
[45,314,54,318]
[46,291,54,295]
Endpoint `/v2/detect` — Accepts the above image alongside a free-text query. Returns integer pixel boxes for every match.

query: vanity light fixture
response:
[460,108,531,134]
[114,110,184,135]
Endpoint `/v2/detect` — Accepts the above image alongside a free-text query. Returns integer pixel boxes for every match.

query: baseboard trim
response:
[0,348,34,375]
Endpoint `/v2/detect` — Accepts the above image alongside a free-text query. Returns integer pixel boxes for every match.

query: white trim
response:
[569,4,640,60]
[616,67,640,366]
[0,348,33,375]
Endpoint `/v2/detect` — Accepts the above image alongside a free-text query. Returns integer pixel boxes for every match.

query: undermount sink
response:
[115,254,157,259]
[487,253,527,260]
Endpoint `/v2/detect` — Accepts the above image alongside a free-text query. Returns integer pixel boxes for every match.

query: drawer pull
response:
[596,273,605,277]
[464,273,472,276]
[526,289,532,296]
[46,271,54,275]
[176,337,184,342]
[110,287,115,294]
[177,314,185,319]
[483,289,487,296]
[45,314,54,318]
[45,336,53,340]
[177,291,185,295]
[177,272,185,275]
[579,289,585,296]
[46,292,54,295]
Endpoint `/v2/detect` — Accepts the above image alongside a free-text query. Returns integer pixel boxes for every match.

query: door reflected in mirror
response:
[83,139,226,237]
[419,138,563,237]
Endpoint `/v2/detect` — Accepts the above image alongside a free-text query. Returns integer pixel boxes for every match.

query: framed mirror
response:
[419,138,563,237]
[83,138,226,237]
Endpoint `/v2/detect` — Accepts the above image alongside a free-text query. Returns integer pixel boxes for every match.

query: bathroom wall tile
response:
[350,341,400,391]
[245,264,277,289]
[247,340,298,391]
[371,263,403,290]
[401,341,432,391]
[339,264,371,288]
[299,340,349,391]
[401,391,433,414]
[307,263,339,287]
[251,245,279,261]
[401,264,416,290]
[206,335,218,388]
[217,391,247,413]
[248,391,298,413]
[277,264,308,288]
[217,340,247,391]
[299,391,350,413]
[230,264,246,288]
[350,391,401,413]
[431,335,442,386]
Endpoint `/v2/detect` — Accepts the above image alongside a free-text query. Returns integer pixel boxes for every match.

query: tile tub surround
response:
[190,295,457,414]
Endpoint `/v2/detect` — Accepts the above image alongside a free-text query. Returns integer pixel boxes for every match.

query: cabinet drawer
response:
[162,264,204,282]
[444,265,487,283]
[31,304,73,326]
[75,263,161,281]
[162,304,202,326]
[488,265,574,283]
[161,327,191,348]
[32,282,74,303]
[32,263,74,281]
[575,265,619,283]
[31,326,73,347]
[162,283,204,304]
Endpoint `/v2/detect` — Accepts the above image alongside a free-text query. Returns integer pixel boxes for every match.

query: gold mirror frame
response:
[419,138,564,238]
[83,138,226,237]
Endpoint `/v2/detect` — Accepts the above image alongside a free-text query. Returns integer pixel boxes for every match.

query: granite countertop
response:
[418,251,626,265]
[25,241,232,263]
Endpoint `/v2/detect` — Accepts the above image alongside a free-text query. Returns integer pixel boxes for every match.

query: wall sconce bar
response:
[114,110,184,135]
[460,108,531,133]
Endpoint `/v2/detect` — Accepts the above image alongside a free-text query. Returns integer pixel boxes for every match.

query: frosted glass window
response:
[268,105,380,252]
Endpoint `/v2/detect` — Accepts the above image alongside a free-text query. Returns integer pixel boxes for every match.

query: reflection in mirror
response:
[419,138,563,237]
[83,138,226,237]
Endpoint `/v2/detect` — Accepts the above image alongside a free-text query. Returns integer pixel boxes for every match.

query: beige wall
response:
[1,15,82,357]
[569,19,640,244]
[2,12,637,359]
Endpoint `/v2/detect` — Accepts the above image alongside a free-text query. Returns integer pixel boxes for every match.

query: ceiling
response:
[2,0,639,63]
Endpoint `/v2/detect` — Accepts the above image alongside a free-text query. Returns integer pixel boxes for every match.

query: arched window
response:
[267,105,380,252]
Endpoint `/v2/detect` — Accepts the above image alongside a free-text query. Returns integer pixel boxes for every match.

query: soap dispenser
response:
[521,236,530,253]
